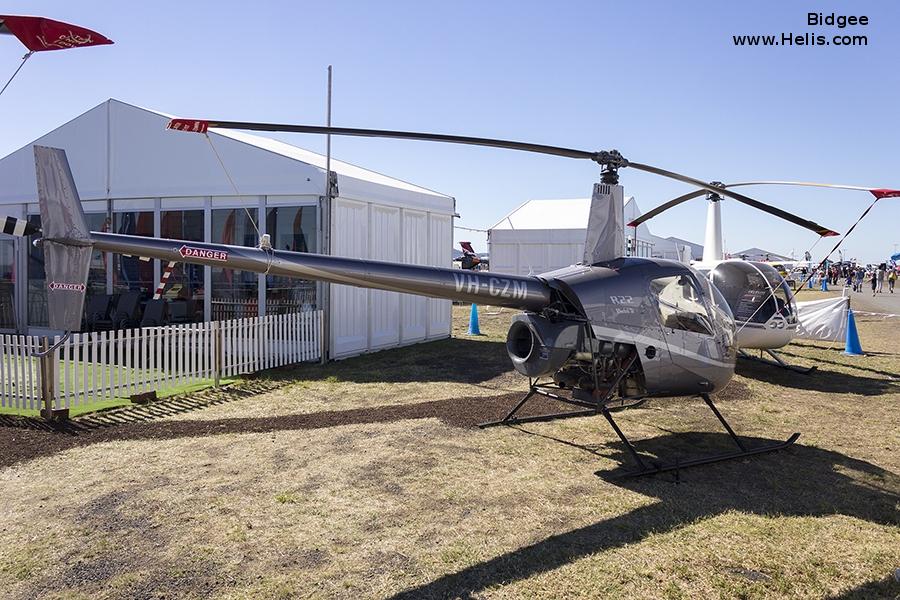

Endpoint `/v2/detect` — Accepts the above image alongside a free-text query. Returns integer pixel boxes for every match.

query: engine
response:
[505,313,646,400]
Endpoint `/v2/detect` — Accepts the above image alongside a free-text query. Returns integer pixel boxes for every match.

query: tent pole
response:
[321,65,333,365]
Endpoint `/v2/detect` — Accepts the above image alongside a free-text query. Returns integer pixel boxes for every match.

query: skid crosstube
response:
[479,352,638,429]
[477,385,601,429]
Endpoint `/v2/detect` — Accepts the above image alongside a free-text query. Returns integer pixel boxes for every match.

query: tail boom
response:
[91,232,552,311]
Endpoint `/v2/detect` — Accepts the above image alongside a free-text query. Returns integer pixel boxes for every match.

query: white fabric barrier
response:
[795,296,849,342]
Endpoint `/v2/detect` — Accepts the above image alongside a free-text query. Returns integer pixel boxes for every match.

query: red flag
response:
[0,15,113,52]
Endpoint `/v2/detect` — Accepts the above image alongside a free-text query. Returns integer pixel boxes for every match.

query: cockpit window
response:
[650,275,714,336]
[699,276,736,348]
[773,279,797,324]
[711,263,794,324]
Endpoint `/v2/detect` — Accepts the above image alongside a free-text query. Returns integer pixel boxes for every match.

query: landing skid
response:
[739,348,817,374]
[602,393,800,478]
[480,380,800,478]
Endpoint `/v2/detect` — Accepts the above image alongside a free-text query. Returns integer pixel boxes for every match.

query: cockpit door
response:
[649,274,725,383]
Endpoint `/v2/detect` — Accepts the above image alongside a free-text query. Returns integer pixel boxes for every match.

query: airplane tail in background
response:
[34,145,93,332]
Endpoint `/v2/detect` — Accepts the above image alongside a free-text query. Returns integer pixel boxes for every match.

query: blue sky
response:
[1,1,897,261]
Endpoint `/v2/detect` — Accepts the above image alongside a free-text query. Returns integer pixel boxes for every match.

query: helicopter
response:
[13,129,830,477]
[628,180,899,371]
[457,241,481,270]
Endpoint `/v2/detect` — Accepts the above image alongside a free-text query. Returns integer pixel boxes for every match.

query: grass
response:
[0,304,896,599]
[0,376,239,418]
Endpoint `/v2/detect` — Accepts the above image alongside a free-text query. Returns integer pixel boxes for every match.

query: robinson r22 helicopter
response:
[10,123,839,476]
[628,180,900,371]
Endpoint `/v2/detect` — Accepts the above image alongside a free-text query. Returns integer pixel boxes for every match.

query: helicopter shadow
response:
[735,359,897,396]
[792,340,899,357]
[265,337,514,386]
[391,432,899,599]
[825,576,900,599]
[773,349,900,379]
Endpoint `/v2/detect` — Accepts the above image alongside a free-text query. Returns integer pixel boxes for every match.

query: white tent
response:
[488,197,696,275]
[0,99,455,359]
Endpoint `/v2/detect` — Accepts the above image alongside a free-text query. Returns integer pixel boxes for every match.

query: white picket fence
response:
[0,310,322,413]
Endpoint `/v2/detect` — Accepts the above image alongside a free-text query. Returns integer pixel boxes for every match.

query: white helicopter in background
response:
[630,180,899,372]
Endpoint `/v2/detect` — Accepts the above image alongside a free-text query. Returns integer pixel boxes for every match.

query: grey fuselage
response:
[88,232,736,398]
[536,258,736,396]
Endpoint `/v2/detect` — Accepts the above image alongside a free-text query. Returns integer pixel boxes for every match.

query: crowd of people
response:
[816,263,898,295]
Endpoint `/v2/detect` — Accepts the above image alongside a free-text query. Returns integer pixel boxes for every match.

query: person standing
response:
[876,264,885,294]
[855,267,864,292]
[889,268,897,293]
[871,269,878,296]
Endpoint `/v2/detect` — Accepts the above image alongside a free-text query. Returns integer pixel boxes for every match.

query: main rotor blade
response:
[718,180,900,199]
[628,164,840,236]
[629,179,899,228]
[169,119,597,161]
[626,189,706,227]
[168,118,839,236]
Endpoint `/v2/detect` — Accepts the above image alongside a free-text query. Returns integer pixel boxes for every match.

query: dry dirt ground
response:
[0,299,897,599]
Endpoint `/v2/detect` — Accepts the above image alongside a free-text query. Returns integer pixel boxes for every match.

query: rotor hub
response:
[594,150,628,185]
[707,181,725,202]
[591,149,629,169]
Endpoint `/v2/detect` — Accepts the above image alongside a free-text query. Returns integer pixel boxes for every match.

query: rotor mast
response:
[702,182,725,262]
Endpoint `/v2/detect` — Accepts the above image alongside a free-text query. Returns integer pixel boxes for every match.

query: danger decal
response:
[48,281,86,292]
[179,245,228,262]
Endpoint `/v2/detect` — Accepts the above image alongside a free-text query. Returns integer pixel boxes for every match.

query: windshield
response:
[698,275,736,347]
[710,262,794,324]
[650,274,714,336]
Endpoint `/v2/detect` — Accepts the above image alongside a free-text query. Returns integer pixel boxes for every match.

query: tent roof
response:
[0,99,453,212]
[732,247,792,261]
[209,127,449,198]
[490,197,637,230]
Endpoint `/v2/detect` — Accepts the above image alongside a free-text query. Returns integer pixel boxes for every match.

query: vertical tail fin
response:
[34,145,93,331]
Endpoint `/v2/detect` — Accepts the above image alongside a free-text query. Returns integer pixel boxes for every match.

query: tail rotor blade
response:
[1,215,39,236]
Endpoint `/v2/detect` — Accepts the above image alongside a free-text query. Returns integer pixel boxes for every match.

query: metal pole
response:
[213,321,222,387]
[320,65,333,365]
[0,51,33,99]
[39,337,54,419]
[326,65,333,192]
